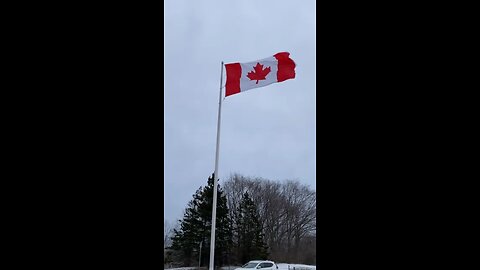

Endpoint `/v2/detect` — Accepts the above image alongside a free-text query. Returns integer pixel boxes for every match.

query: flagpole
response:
[209,61,224,270]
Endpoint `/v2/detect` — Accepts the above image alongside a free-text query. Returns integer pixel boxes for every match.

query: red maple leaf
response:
[246,62,271,84]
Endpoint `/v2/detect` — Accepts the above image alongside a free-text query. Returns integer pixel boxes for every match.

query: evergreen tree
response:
[236,192,269,263]
[170,174,233,267]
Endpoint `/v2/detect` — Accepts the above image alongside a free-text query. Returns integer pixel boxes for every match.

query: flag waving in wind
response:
[224,52,296,97]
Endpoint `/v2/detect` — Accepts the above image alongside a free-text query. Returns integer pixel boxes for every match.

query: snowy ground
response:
[165,263,316,270]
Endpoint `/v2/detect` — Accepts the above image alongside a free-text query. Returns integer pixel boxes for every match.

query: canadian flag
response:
[224,52,296,97]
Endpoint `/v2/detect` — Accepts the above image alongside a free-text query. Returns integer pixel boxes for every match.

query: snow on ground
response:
[165,263,316,270]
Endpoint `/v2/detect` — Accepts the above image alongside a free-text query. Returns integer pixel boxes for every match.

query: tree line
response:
[164,173,316,267]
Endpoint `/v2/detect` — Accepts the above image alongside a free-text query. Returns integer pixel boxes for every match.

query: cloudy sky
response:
[164,0,316,224]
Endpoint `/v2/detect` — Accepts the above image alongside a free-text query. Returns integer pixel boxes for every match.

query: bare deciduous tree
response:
[224,174,316,263]
[164,219,174,248]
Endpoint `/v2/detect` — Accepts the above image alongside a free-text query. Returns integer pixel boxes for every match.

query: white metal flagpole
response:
[209,61,224,270]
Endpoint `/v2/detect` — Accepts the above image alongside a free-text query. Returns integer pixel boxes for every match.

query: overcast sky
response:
[164,0,316,224]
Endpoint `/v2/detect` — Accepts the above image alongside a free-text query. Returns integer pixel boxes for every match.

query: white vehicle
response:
[236,260,278,270]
